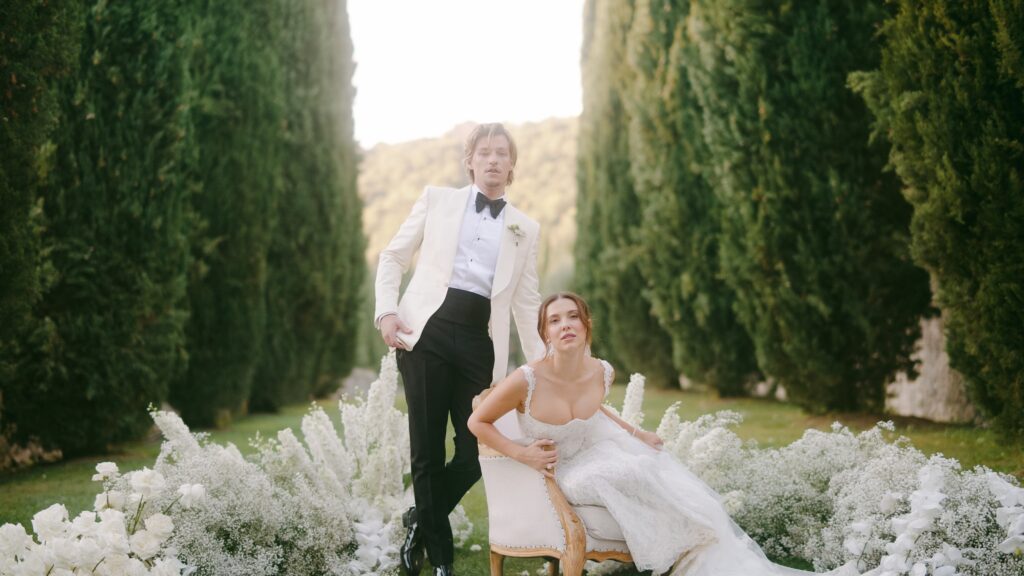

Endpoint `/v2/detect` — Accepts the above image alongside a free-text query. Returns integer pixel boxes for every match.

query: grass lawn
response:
[2,384,1020,575]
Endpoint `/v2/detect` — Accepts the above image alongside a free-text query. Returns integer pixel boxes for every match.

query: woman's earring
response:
[545,342,554,358]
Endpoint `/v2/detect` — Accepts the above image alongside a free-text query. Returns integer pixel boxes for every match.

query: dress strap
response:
[599,359,613,398]
[521,365,537,416]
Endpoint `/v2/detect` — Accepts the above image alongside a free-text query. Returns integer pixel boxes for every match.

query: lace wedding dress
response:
[515,360,862,576]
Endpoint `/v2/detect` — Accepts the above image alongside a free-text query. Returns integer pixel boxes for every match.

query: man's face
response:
[468,134,513,193]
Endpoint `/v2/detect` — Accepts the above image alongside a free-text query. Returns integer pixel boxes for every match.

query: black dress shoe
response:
[433,565,454,576]
[400,507,425,576]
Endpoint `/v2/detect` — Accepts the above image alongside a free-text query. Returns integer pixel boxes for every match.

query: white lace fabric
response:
[515,361,864,576]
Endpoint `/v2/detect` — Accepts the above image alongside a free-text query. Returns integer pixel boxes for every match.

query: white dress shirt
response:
[449,185,505,298]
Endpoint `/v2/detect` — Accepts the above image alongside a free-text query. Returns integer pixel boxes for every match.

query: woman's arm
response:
[600,405,664,450]
[468,369,559,478]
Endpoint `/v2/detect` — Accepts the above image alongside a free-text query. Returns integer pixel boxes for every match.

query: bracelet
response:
[631,426,639,437]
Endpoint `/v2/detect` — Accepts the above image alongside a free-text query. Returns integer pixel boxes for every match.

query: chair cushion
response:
[574,505,624,542]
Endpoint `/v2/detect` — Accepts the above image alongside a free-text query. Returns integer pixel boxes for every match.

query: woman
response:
[468,292,862,576]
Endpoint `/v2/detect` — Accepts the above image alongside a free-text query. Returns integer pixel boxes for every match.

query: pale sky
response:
[348,0,585,147]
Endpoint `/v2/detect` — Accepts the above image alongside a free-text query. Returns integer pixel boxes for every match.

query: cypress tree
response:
[623,0,760,396]
[0,1,83,380]
[851,0,1024,435]
[251,0,364,409]
[310,0,364,397]
[577,0,676,387]
[0,2,78,449]
[687,0,932,411]
[170,0,285,426]
[4,1,194,455]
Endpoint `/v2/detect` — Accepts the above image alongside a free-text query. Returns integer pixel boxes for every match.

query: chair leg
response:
[561,550,585,576]
[546,557,559,576]
[489,550,505,576]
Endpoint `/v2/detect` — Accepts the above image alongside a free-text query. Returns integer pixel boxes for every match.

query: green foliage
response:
[0,1,82,367]
[576,0,677,387]
[851,0,1024,436]
[169,0,286,426]
[250,0,365,410]
[1,0,365,452]
[623,0,760,396]
[3,1,194,456]
[685,0,932,411]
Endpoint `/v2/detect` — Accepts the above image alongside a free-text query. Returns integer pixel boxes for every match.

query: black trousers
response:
[396,289,494,566]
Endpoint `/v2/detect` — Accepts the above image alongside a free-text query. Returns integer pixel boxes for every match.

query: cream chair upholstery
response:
[474,392,632,576]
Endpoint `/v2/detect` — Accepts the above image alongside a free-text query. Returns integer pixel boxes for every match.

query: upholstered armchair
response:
[474,392,633,576]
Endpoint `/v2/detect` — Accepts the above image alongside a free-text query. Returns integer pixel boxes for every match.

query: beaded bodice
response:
[515,359,613,463]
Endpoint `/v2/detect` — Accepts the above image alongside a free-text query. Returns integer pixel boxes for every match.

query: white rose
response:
[97,509,126,533]
[144,513,174,541]
[75,537,104,571]
[998,534,1024,555]
[91,462,120,482]
[96,553,130,576]
[31,503,68,543]
[129,529,163,559]
[129,467,166,498]
[150,557,186,576]
[49,537,77,570]
[0,523,32,557]
[93,490,127,512]
[16,545,52,575]
[126,557,150,576]
[96,510,130,555]
[176,484,205,509]
[68,511,97,539]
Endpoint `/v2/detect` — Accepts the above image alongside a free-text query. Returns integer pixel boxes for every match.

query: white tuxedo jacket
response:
[375,185,546,383]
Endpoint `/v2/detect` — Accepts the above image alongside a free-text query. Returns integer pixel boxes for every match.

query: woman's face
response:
[544,297,587,354]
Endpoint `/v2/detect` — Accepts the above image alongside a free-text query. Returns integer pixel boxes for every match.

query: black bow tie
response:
[475,192,506,218]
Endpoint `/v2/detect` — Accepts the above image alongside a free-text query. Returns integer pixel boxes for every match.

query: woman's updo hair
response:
[537,292,593,346]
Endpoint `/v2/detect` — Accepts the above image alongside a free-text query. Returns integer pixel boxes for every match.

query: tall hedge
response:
[0,1,83,381]
[851,0,1024,435]
[685,0,932,411]
[3,1,194,455]
[623,0,760,396]
[306,0,364,398]
[250,0,364,410]
[576,0,677,387]
[169,0,285,426]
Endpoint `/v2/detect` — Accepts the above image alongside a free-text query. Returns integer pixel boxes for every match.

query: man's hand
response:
[380,314,413,350]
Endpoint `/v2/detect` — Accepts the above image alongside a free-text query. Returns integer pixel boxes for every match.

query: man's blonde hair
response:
[463,123,518,186]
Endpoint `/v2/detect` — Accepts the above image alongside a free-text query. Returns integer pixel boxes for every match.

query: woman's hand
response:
[637,430,664,451]
[515,439,558,478]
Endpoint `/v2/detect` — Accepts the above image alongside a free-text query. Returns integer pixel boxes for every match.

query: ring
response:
[546,464,553,470]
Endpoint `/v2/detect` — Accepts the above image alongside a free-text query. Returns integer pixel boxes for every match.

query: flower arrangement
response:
[619,373,645,428]
[586,373,1024,576]
[656,413,1024,575]
[0,352,473,576]
[5,358,1020,575]
[0,461,198,576]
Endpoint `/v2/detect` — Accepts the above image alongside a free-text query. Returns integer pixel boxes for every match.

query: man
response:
[375,123,546,575]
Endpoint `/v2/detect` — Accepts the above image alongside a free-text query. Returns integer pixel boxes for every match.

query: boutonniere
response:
[507,224,525,246]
